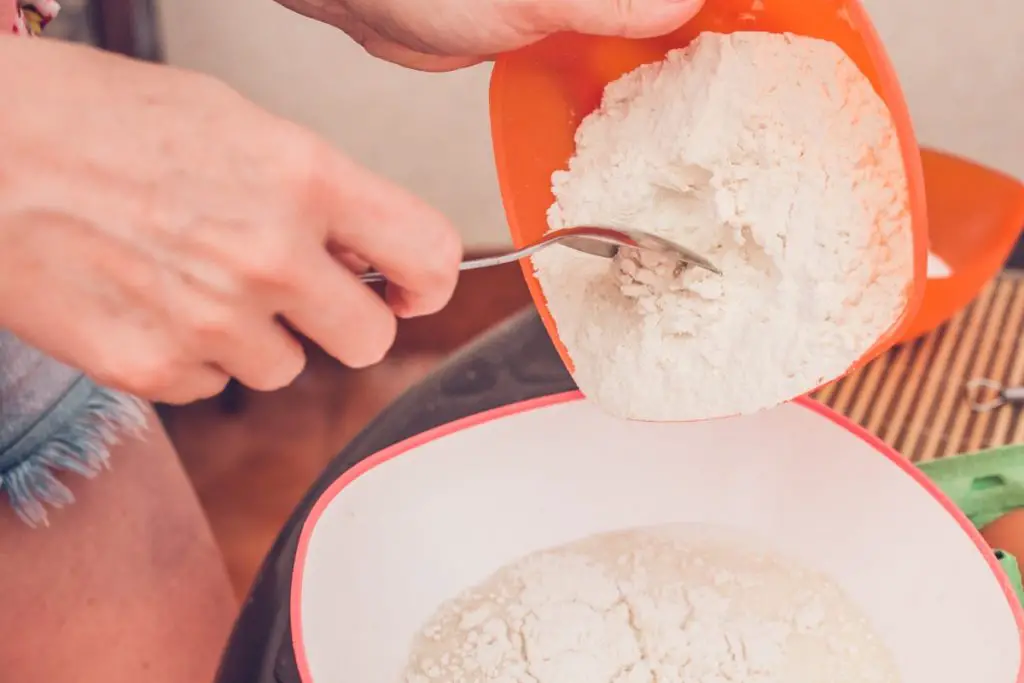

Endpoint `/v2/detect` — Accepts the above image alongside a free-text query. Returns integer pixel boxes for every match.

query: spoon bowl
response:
[542,226,721,274]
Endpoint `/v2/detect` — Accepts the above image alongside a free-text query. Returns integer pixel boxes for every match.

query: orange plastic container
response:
[489,0,928,380]
[899,148,1024,344]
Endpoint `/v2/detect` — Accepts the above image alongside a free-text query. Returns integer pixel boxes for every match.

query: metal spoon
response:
[358,226,721,283]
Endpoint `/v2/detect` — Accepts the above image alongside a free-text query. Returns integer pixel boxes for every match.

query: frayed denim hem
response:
[0,378,146,527]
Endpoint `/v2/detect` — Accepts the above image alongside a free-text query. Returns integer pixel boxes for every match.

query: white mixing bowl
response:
[291,394,1024,683]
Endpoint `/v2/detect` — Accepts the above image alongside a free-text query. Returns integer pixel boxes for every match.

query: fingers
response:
[90,355,230,405]
[328,245,371,274]
[209,317,307,392]
[515,0,706,39]
[318,152,462,319]
[357,36,483,72]
[153,364,232,405]
[113,317,304,399]
[282,250,398,368]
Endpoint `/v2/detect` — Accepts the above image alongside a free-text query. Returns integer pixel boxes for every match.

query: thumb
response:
[527,0,706,39]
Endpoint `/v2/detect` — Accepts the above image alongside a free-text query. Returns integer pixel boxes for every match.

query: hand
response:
[277,0,707,71]
[0,37,461,404]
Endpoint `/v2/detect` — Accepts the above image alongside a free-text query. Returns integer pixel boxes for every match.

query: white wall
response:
[865,0,1023,182]
[158,0,1023,250]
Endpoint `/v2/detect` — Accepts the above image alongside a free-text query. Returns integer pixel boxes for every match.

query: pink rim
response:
[290,393,1024,683]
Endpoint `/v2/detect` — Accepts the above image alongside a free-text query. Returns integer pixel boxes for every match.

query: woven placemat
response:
[812,272,1024,462]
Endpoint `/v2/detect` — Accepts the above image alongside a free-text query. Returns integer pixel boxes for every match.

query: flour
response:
[402,526,899,683]
[533,32,914,421]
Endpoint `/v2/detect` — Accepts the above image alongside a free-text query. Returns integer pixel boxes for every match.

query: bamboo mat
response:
[812,272,1024,463]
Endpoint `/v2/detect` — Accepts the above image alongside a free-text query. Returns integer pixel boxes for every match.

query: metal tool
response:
[358,226,721,284]
[963,378,1024,413]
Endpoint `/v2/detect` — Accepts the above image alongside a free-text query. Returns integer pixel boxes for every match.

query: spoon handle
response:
[358,248,533,284]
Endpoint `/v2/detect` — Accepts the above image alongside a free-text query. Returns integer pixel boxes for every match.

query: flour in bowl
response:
[533,32,914,421]
[402,526,899,683]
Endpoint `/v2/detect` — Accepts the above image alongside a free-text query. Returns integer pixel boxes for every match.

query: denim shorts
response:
[0,331,145,526]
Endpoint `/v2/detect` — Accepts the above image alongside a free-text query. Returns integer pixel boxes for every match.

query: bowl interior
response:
[898,149,1024,343]
[489,0,928,374]
[293,396,1021,683]
[923,149,1024,272]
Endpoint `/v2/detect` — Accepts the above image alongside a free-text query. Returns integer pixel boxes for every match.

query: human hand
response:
[277,0,706,71]
[0,38,461,404]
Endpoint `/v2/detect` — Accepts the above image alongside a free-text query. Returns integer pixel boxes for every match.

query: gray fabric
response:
[0,331,82,453]
[0,330,146,526]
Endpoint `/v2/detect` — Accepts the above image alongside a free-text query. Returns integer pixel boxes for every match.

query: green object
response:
[917,444,1024,607]
[994,551,1024,609]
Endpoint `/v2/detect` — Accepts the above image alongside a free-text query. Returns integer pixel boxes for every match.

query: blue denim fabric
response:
[0,331,145,526]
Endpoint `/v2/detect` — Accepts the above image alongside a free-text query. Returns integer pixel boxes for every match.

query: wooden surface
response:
[816,273,1024,462]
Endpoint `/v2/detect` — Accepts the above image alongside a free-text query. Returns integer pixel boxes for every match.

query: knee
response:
[0,404,237,683]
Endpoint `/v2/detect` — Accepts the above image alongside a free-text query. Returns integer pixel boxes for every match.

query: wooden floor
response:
[160,261,532,596]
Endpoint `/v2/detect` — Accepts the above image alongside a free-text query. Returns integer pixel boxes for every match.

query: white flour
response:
[533,32,914,421]
[402,526,899,683]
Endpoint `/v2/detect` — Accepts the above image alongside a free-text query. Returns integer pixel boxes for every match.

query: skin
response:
[0,38,460,405]
[0,0,706,405]
[0,0,705,680]
[280,0,709,71]
[0,411,238,682]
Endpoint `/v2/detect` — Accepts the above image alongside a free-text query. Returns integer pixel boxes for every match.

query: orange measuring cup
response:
[489,0,928,381]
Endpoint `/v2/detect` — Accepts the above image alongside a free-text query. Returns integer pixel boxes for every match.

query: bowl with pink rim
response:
[290,394,1024,683]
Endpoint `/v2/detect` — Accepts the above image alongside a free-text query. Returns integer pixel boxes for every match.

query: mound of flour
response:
[402,527,899,683]
[533,32,914,421]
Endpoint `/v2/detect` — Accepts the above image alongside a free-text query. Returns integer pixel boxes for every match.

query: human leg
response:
[0,332,237,682]
[0,408,238,682]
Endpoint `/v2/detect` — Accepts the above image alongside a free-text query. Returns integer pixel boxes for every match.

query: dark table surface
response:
[215,309,574,683]
[1008,241,1024,270]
